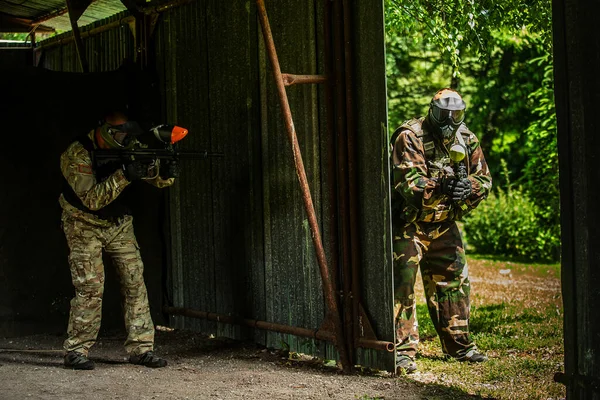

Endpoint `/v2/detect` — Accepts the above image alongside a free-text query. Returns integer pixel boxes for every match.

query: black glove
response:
[122,160,147,181]
[160,160,180,179]
[441,177,472,202]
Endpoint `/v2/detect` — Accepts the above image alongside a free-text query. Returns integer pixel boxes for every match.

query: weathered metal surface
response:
[0,0,65,20]
[258,0,333,359]
[553,0,600,397]
[43,0,126,32]
[39,11,133,72]
[351,0,395,372]
[255,0,350,372]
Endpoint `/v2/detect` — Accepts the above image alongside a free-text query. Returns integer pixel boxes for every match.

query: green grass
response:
[406,257,565,399]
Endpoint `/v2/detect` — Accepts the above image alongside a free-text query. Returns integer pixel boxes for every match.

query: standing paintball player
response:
[59,110,179,370]
[390,88,492,374]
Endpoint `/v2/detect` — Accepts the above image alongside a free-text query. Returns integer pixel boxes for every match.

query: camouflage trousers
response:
[61,210,154,356]
[393,220,476,359]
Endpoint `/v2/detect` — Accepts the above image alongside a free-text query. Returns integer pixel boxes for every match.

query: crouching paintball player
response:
[390,88,492,374]
[59,110,180,370]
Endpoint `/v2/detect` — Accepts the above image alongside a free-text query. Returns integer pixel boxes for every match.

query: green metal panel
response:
[156,0,334,359]
[352,0,395,372]
[155,1,216,335]
[258,0,331,358]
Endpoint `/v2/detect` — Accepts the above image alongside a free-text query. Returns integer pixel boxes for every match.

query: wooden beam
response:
[64,0,92,72]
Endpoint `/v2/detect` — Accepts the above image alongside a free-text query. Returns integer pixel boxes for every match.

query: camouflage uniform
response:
[390,117,492,359]
[60,130,173,356]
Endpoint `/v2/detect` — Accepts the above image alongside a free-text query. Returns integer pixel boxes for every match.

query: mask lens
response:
[432,106,450,123]
[109,127,128,144]
[450,109,465,124]
[433,107,465,125]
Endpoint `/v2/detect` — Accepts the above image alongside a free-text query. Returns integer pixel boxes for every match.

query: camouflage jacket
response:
[390,117,492,224]
[59,130,174,225]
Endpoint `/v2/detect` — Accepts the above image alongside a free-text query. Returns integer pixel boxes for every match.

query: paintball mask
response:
[428,88,466,143]
[97,120,144,149]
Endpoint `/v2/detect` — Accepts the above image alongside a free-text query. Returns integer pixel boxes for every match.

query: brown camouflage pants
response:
[61,211,154,356]
[393,220,476,359]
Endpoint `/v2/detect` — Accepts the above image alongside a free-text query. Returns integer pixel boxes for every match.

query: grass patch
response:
[406,257,565,399]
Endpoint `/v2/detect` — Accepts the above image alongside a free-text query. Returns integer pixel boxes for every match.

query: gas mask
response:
[427,89,466,144]
[97,120,144,149]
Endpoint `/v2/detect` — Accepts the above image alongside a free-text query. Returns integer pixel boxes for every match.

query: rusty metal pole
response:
[164,306,394,352]
[255,0,351,373]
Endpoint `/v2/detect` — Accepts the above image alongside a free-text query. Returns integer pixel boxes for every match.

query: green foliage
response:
[521,54,559,231]
[463,160,560,262]
[385,0,560,263]
[0,33,30,41]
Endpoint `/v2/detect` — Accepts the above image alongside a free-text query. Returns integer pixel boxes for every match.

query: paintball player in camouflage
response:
[390,89,492,374]
[59,110,178,370]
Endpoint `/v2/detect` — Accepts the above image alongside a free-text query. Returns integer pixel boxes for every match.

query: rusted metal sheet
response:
[154,0,339,360]
[255,0,350,372]
[258,0,334,360]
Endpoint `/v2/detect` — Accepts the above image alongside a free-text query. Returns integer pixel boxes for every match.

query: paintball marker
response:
[92,124,223,178]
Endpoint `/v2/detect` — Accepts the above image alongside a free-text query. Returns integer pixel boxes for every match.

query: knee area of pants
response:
[75,280,104,295]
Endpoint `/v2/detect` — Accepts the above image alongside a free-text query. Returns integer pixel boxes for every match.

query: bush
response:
[463,160,560,262]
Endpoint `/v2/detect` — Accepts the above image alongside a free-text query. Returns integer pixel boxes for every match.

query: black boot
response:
[457,349,488,363]
[64,351,95,370]
[129,351,167,368]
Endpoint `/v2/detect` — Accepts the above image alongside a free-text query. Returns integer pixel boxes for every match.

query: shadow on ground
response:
[0,329,490,400]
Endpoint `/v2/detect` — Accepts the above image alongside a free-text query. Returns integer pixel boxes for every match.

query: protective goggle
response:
[106,121,144,144]
[430,106,465,125]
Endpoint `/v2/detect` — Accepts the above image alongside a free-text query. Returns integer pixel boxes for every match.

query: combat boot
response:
[457,348,488,363]
[129,351,167,368]
[64,351,95,370]
[396,354,417,374]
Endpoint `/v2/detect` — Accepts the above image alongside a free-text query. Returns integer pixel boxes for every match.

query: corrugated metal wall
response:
[155,0,334,358]
[352,1,394,369]
[35,0,394,371]
[42,11,134,72]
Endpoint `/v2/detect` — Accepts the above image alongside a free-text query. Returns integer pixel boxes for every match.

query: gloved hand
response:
[160,160,180,179]
[122,160,147,181]
[441,177,472,202]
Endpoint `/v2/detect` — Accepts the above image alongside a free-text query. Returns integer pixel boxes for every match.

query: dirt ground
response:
[0,329,461,400]
[0,259,561,400]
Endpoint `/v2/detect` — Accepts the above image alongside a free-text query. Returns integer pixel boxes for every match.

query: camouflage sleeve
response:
[391,130,440,210]
[60,142,130,211]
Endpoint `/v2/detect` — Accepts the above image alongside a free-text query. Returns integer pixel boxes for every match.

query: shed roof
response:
[0,0,125,33]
